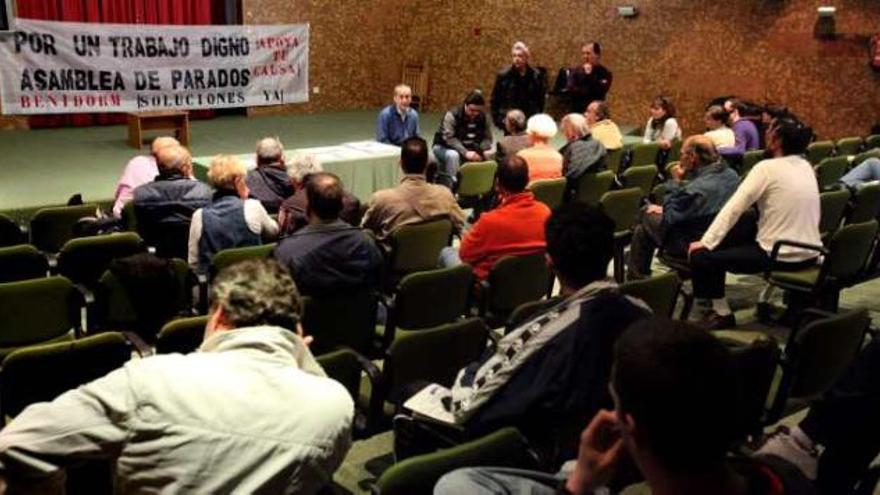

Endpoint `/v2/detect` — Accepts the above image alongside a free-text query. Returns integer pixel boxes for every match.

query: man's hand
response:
[658,138,671,150]
[464,151,481,162]
[565,410,624,495]
[670,163,685,181]
[646,204,663,216]
[688,241,707,257]
[583,63,593,74]
[296,323,314,347]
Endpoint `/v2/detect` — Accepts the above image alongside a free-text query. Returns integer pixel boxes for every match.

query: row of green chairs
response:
[807,135,880,166]
[0,204,100,253]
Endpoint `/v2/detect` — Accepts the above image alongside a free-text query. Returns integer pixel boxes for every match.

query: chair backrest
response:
[788,308,869,400]
[485,253,550,319]
[394,265,473,330]
[620,272,681,318]
[806,140,834,165]
[96,257,192,340]
[121,200,138,232]
[0,244,48,283]
[29,203,99,253]
[851,149,880,169]
[401,60,429,110]
[573,170,615,205]
[457,161,497,199]
[505,296,563,334]
[527,177,567,209]
[385,318,489,398]
[866,134,880,151]
[0,276,80,351]
[603,148,625,174]
[210,243,276,278]
[630,142,661,167]
[156,315,209,355]
[621,165,658,197]
[741,150,765,177]
[818,189,851,237]
[719,336,781,437]
[600,188,643,233]
[847,183,880,224]
[836,136,863,157]
[0,332,131,421]
[301,290,378,356]
[666,138,682,163]
[375,427,538,495]
[57,232,145,286]
[389,219,453,274]
[315,347,364,403]
[815,156,849,189]
[825,220,879,283]
[0,213,26,248]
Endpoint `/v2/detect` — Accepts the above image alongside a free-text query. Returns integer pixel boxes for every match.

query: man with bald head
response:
[246,137,295,214]
[440,155,551,280]
[133,145,212,258]
[627,135,739,279]
[112,136,179,217]
[273,172,383,296]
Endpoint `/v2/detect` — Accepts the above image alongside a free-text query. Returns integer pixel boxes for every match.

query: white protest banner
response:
[0,18,309,114]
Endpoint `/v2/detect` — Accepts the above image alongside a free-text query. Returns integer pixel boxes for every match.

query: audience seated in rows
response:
[133,144,212,259]
[246,136,295,214]
[559,112,606,183]
[642,95,682,149]
[276,154,361,237]
[273,172,383,297]
[440,156,551,279]
[0,259,353,494]
[516,113,563,182]
[703,105,736,148]
[689,116,821,329]
[363,137,465,249]
[376,83,420,146]
[395,202,650,462]
[490,41,546,133]
[432,90,495,190]
[112,135,178,217]
[495,109,529,165]
[628,135,739,279]
[436,319,816,495]
[188,155,278,274]
[585,100,622,151]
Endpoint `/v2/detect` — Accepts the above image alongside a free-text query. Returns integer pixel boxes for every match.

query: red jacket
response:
[459,191,551,279]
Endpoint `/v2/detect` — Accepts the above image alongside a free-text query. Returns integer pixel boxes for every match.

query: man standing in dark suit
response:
[490,41,546,133]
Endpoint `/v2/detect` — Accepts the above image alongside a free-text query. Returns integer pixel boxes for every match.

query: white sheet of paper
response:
[402,383,455,424]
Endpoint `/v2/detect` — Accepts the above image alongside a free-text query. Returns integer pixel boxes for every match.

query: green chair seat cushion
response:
[769,267,820,288]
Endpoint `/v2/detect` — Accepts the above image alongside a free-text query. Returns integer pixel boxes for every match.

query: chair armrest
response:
[195,272,209,314]
[122,331,153,357]
[71,283,94,337]
[766,240,826,278]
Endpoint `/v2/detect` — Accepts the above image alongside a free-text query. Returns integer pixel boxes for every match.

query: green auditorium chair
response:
[603,147,625,174]
[571,170,614,205]
[741,150,765,177]
[380,264,473,348]
[156,315,209,355]
[504,296,563,334]
[814,156,849,189]
[806,140,834,165]
[29,203,99,253]
[865,134,880,151]
[0,244,48,283]
[388,219,453,281]
[818,189,851,241]
[121,201,138,232]
[210,243,276,279]
[836,136,863,157]
[620,271,682,318]
[765,220,878,312]
[0,213,27,248]
[600,188,642,283]
[0,276,82,360]
[766,308,869,423]
[479,253,551,328]
[0,332,132,422]
[56,232,146,288]
[846,183,880,224]
[315,346,380,436]
[630,141,661,167]
[666,138,682,164]
[526,177,567,209]
[301,290,379,356]
[369,318,489,426]
[620,164,658,197]
[374,427,539,495]
[456,160,497,208]
[851,149,880,168]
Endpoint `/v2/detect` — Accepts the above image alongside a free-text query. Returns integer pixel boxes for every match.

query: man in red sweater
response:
[441,156,551,279]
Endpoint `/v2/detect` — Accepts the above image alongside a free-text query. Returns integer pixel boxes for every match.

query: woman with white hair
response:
[188,154,278,274]
[516,113,563,182]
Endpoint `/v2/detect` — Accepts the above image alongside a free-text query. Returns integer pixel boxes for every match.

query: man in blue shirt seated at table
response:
[376,84,420,146]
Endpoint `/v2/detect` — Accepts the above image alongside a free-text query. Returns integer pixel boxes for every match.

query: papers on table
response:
[193,140,400,170]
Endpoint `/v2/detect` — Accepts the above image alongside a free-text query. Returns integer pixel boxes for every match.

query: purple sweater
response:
[719,119,761,155]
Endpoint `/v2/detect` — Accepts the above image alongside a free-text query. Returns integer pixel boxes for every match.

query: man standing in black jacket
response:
[490,42,546,133]
[565,41,613,114]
